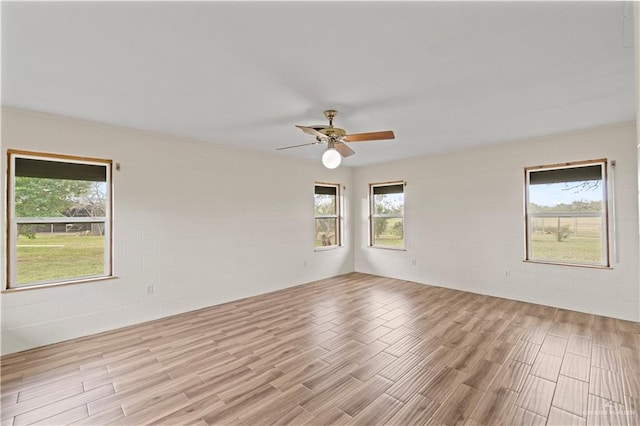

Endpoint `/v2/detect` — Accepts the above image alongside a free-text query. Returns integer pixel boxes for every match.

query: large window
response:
[525,159,609,267]
[7,150,113,288]
[370,181,404,249]
[314,183,341,248]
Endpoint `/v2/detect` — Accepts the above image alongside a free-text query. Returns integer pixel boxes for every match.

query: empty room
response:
[1,1,639,425]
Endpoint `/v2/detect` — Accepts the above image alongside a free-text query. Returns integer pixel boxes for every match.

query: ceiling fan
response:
[277,110,395,169]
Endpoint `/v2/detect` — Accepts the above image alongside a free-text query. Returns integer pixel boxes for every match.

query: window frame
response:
[524,158,610,268]
[314,182,342,250]
[369,181,405,250]
[6,149,114,290]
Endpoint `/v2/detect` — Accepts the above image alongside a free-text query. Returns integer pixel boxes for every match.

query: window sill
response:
[523,260,612,270]
[3,275,118,293]
[314,245,343,252]
[368,246,407,251]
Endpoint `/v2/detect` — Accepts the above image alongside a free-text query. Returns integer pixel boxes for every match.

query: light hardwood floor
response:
[1,273,639,425]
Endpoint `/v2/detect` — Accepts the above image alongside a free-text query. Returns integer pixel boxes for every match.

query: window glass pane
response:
[15,177,107,218]
[313,184,340,248]
[373,184,403,195]
[15,158,107,181]
[374,192,404,216]
[371,183,404,248]
[529,180,602,212]
[529,165,601,185]
[315,218,337,247]
[314,190,336,216]
[527,162,605,265]
[372,218,404,247]
[529,216,602,264]
[314,185,337,196]
[16,222,105,285]
[8,152,112,288]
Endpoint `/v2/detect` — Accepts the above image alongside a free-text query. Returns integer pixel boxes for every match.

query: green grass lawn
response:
[530,232,601,263]
[529,216,602,263]
[17,233,105,284]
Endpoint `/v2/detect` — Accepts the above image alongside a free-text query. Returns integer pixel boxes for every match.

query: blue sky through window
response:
[529,181,601,207]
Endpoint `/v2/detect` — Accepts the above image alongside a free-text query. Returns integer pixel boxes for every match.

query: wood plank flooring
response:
[1,272,639,425]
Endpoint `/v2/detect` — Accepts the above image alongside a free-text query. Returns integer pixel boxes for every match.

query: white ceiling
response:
[1,1,636,167]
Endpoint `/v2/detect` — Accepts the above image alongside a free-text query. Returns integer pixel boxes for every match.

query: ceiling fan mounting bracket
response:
[324,109,338,125]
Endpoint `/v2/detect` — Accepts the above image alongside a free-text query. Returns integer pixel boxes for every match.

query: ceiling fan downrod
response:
[324,109,337,127]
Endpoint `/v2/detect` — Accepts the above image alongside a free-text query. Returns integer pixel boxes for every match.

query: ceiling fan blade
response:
[296,125,327,139]
[343,130,395,142]
[276,141,321,151]
[334,142,355,157]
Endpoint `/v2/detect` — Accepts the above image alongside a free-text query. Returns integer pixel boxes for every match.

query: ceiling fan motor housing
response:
[321,127,346,138]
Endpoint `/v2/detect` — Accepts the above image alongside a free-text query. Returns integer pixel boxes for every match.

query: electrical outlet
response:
[412,259,417,266]
[146,284,154,295]
[503,269,510,277]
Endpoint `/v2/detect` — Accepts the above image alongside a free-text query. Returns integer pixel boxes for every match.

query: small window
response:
[525,159,609,267]
[314,183,341,248]
[7,150,113,288]
[370,181,405,249]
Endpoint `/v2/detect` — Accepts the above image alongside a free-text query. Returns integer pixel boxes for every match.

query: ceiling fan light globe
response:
[322,148,341,169]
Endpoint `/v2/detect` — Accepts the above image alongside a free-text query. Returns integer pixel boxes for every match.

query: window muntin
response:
[7,151,113,288]
[370,182,404,249]
[314,183,341,248]
[525,159,609,267]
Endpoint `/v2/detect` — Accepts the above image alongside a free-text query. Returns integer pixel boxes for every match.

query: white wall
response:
[354,123,639,322]
[1,110,638,356]
[0,108,354,355]
[635,1,640,323]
